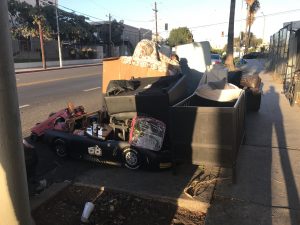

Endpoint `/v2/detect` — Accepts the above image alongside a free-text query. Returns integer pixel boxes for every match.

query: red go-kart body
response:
[31,105,85,138]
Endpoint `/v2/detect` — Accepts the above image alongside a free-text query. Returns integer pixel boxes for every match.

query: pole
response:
[153,2,158,42]
[239,0,244,58]
[55,0,62,67]
[0,1,33,225]
[225,0,236,71]
[36,0,46,69]
[261,12,265,43]
[108,13,112,57]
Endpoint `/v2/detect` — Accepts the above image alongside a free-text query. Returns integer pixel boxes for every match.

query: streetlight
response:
[261,11,266,44]
[48,0,62,67]
[55,0,62,67]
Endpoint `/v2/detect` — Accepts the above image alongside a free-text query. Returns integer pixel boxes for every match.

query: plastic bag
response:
[129,116,166,151]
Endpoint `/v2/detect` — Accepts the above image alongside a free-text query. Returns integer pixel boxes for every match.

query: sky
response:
[58,0,300,47]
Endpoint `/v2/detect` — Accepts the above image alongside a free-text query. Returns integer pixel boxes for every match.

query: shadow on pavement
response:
[205,83,300,225]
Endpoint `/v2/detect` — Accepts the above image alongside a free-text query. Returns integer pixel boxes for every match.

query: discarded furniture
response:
[170,90,246,182]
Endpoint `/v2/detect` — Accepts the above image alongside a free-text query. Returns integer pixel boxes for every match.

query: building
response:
[91,21,152,56]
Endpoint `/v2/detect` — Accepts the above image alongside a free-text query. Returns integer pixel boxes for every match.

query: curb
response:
[73,182,210,214]
[15,63,102,74]
[30,181,71,212]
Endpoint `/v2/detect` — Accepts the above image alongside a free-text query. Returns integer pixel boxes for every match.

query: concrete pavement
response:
[205,62,300,225]
[27,59,300,224]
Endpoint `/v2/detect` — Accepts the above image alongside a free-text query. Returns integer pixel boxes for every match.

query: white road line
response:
[19,104,30,109]
[83,87,101,92]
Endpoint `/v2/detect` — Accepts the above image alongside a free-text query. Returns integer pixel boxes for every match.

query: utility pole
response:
[153,2,158,42]
[55,0,62,67]
[108,13,112,57]
[261,11,265,44]
[36,0,47,69]
[239,0,244,58]
[0,1,33,225]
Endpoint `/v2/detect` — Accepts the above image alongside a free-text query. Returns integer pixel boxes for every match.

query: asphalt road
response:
[17,65,104,137]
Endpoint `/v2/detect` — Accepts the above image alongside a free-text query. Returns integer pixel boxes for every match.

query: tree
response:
[96,20,124,46]
[244,0,260,53]
[42,5,97,44]
[8,0,51,40]
[8,0,97,45]
[110,20,124,45]
[167,27,193,47]
[225,0,236,71]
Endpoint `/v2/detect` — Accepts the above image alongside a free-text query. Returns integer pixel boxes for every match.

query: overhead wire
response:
[38,1,300,37]
[189,8,300,30]
[40,0,106,22]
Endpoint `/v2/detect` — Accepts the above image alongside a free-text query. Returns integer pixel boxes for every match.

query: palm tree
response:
[225,0,236,71]
[244,0,260,53]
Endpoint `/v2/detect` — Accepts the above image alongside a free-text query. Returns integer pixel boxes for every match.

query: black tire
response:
[53,139,68,158]
[123,147,141,170]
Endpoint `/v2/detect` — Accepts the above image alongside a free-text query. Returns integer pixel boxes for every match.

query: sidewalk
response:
[28,59,300,224]
[15,62,102,74]
[205,62,300,225]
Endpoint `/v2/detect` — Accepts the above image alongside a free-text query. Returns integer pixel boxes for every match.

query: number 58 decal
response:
[88,145,102,156]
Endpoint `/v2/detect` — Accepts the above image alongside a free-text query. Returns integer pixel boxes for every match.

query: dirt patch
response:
[32,184,205,225]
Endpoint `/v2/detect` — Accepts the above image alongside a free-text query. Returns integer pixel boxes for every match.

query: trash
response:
[73,129,85,136]
[81,202,95,223]
[129,117,166,151]
[35,179,47,192]
[195,80,242,102]
[240,73,261,89]
[109,205,115,212]
[86,124,113,140]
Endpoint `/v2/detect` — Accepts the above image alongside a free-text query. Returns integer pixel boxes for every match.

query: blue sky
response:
[59,0,300,46]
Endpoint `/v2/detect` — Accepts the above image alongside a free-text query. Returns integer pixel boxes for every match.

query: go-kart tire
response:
[123,147,141,170]
[53,139,68,158]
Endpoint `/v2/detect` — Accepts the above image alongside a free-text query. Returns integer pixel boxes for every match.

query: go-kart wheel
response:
[54,139,68,158]
[123,147,141,170]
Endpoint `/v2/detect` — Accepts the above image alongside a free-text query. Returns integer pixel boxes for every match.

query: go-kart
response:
[39,109,171,170]
[30,103,85,140]
[32,75,190,170]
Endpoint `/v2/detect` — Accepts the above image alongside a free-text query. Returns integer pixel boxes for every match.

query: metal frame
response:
[268,24,300,106]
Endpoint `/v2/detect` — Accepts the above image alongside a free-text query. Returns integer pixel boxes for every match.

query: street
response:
[17,65,103,137]
[16,65,104,184]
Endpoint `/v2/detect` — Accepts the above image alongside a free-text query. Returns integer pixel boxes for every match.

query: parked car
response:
[242,52,267,59]
[211,54,222,65]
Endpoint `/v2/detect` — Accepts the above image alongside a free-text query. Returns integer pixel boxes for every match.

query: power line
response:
[40,0,106,21]
[89,0,153,24]
[189,8,300,30]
